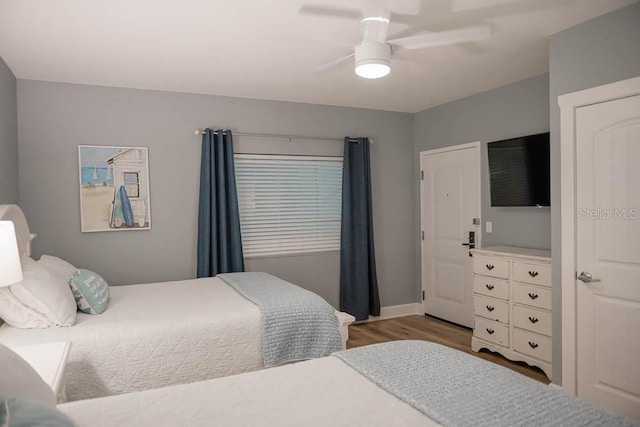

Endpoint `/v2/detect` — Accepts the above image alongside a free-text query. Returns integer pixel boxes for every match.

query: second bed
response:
[0,204,352,401]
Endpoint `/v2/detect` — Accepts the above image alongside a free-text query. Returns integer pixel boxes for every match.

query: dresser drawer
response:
[473,256,509,279]
[513,283,551,310]
[473,276,509,300]
[513,329,552,362]
[474,317,509,347]
[474,295,509,324]
[513,262,551,287]
[513,305,551,336]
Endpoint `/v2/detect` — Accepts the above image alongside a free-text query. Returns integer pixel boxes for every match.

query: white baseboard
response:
[360,303,422,323]
[548,383,563,391]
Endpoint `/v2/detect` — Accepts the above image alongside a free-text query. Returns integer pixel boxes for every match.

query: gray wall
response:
[549,2,640,385]
[16,80,416,309]
[413,75,551,301]
[0,57,18,204]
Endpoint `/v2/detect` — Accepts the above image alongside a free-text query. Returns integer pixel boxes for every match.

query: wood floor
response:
[347,314,550,384]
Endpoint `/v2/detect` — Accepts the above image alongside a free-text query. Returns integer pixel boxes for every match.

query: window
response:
[234,154,343,258]
[123,172,140,198]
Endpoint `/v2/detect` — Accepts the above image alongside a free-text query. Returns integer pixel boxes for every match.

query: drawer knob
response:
[486,284,495,291]
[528,341,539,349]
[528,316,539,324]
[486,305,495,312]
[486,264,495,270]
[528,271,539,278]
[486,328,495,335]
[528,292,539,300]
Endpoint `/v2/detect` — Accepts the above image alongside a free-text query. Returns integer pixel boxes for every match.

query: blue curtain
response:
[197,129,244,277]
[340,137,380,320]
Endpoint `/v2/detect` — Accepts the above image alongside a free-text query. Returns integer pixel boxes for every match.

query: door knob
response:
[577,271,601,283]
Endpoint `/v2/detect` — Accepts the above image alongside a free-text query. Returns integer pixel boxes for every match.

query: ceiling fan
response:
[303,0,492,79]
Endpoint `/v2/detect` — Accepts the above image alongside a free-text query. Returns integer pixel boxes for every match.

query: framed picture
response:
[78,145,151,232]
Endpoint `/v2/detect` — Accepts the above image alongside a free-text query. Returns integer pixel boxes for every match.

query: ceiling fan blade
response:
[311,53,355,74]
[299,0,421,22]
[360,0,422,18]
[299,5,362,20]
[388,0,422,16]
[388,24,491,50]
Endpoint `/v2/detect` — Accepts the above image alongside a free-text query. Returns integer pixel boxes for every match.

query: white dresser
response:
[470,246,552,379]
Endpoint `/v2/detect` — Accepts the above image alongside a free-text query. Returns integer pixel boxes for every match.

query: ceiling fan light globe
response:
[355,60,390,79]
[354,41,391,79]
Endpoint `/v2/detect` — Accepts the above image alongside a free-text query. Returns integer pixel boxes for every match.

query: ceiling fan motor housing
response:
[355,41,391,78]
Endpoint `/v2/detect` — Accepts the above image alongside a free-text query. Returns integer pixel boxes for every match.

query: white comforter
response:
[0,278,263,401]
[59,356,438,427]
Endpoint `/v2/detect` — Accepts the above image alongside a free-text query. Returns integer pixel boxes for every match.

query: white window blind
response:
[234,154,343,258]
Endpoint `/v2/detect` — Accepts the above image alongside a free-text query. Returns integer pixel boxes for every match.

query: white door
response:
[575,94,640,420]
[421,143,480,328]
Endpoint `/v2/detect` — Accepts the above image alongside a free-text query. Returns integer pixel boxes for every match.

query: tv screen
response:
[487,132,550,207]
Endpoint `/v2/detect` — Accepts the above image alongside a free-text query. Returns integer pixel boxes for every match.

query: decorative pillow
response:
[10,258,77,327]
[69,269,110,314]
[38,255,78,283]
[0,398,74,427]
[0,288,52,329]
[0,344,56,407]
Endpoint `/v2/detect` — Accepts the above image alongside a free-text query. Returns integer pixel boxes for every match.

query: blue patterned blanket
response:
[333,341,637,427]
[218,272,342,367]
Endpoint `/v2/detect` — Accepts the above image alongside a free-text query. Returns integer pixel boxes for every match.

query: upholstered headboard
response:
[0,205,36,259]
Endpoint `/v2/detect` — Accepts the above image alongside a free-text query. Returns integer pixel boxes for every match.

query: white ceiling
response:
[0,0,636,113]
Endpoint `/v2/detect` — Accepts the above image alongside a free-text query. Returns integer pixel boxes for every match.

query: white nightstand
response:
[11,341,71,403]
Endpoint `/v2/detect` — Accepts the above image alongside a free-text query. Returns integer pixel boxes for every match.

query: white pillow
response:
[0,288,53,329]
[0,344,56,406]
[9,269,55,322]
[38,255,78,283]
[10,258,77,327]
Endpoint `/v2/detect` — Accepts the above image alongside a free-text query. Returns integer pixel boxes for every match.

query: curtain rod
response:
[193,129,372,144]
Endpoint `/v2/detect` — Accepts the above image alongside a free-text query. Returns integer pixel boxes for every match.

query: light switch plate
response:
[486,221,492,233]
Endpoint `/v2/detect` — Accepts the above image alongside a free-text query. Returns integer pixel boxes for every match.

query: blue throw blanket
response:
[218,272,342,367]
[334,341,637,427]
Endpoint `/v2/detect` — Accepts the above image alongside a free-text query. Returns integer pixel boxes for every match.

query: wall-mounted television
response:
[487,132,550,207]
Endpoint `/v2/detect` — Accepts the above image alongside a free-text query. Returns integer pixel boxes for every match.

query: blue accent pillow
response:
[0,398,74,427]
[69,269,110,314]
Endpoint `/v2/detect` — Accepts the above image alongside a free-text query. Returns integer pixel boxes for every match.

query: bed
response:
[0,204,353,402]
[40,341,637,426]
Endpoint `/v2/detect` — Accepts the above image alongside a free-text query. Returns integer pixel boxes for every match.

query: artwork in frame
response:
[78,145,151,232]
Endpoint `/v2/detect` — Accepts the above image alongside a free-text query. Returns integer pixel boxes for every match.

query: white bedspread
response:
[0,278,263,401]
[59,356,438,427]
